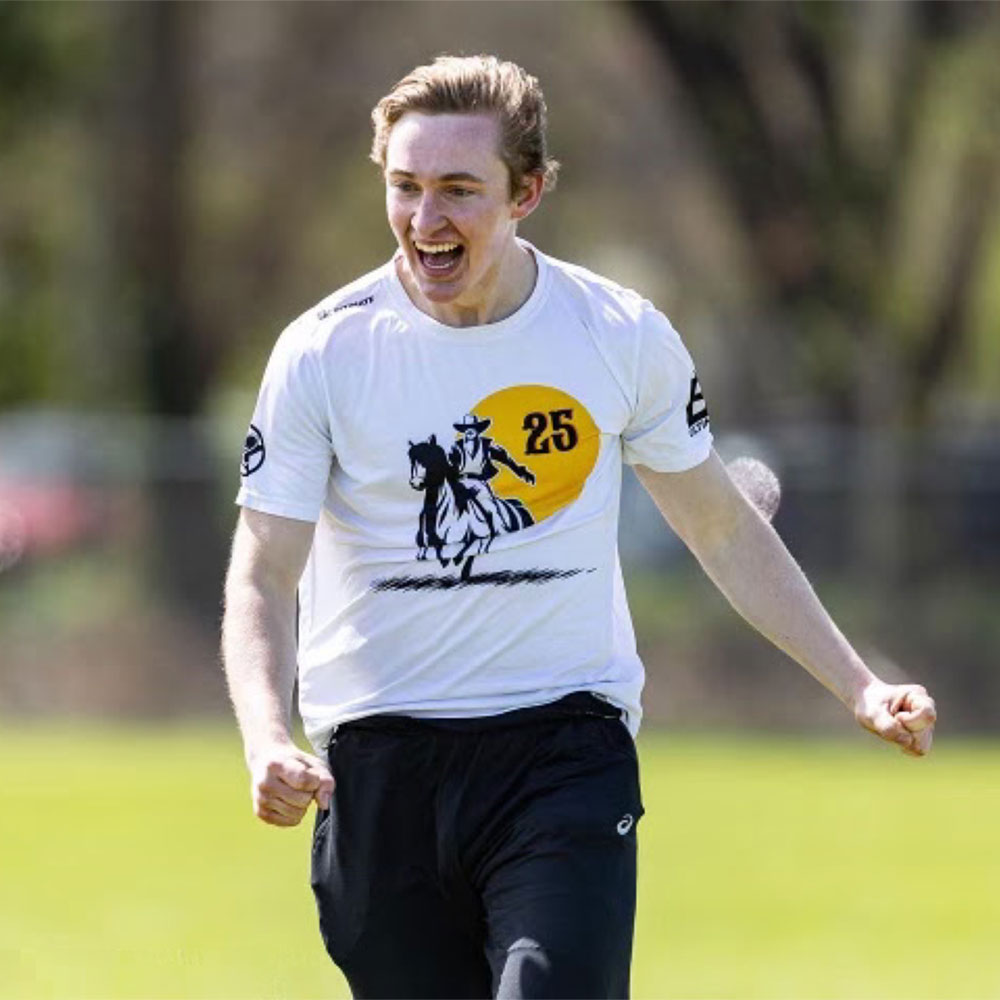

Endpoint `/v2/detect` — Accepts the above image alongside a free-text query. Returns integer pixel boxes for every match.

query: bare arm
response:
[636,450,936,755]
[222,507,334,825]
[489,443,536,484]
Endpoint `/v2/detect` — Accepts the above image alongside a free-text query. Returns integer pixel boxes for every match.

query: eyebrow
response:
[388,170,486,184]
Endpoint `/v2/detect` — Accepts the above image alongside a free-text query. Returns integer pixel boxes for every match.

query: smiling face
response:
[384,112,543,327]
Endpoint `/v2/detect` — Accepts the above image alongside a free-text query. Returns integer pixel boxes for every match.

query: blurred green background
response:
[1,1,998,997]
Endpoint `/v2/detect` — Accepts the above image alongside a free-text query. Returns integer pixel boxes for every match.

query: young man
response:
[222,55,936,999]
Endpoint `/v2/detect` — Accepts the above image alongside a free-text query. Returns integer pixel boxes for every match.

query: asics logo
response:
[616,813,634,836]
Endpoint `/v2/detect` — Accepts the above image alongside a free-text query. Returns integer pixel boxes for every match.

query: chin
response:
[414,269,468,301]
[420,283,463,303]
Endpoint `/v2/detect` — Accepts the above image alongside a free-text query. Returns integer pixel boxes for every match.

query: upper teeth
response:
[415,242,459,253]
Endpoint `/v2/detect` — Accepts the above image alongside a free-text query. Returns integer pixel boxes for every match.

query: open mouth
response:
[414,241,464,277]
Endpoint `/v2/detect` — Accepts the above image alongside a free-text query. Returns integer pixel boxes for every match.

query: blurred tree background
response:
[1,0,997,730]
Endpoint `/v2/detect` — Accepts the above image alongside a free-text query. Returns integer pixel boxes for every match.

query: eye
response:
[391,180,419,194]
[447,186,475,198]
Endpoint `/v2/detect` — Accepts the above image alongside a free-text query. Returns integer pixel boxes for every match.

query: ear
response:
[430,433,437,444]
[510,172,545,223]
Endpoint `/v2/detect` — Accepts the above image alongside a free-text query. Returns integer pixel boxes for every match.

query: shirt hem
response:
[623,436,713,473]
[303,682,641,753]
[235,491,321,523]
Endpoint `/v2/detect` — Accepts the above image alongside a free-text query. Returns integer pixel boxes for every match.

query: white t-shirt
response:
[237,242,712,752]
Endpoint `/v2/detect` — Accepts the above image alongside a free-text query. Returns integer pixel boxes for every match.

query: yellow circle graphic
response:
[457,385,600,524]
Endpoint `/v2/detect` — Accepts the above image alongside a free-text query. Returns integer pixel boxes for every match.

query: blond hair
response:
[371,54,560,198]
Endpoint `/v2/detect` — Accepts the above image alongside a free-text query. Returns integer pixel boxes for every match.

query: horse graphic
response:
[407,434,534,580]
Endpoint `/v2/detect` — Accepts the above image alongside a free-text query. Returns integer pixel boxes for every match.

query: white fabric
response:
[236,243,712,753]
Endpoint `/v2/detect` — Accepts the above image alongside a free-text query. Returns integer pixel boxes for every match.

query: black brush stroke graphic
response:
[372,567,595,592]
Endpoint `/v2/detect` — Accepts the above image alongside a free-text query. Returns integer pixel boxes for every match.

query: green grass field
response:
[1,725,997,999]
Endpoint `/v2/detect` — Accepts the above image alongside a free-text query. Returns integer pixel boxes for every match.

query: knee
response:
[495,936,627,1000]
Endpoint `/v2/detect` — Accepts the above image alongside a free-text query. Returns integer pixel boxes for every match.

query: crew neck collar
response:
[385,239,550,341]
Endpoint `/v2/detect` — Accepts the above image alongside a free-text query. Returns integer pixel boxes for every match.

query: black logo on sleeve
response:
[241,424,266,476]
[686,375,710,437]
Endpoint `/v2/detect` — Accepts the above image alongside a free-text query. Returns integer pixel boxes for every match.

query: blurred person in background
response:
[222,54,936,1000]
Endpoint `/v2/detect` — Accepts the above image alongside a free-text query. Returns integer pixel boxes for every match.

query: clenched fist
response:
[854,681,937,757]
[248,742,334,827]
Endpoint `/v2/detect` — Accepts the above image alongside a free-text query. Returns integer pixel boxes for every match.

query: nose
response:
[412,191,446,237]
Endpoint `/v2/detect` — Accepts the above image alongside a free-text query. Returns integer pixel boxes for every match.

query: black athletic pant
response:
[310,693,644,999]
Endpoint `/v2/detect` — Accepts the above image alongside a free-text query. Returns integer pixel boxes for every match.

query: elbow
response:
[680,500,762,572]
[225,563,297,613]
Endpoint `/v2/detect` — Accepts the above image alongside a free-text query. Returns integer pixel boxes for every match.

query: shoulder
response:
[536,248,688,370]
[537,249,649,329]
[311,263,392,324]
[270,261,396,363]
[256,263,395,394]
[303,262,396,346]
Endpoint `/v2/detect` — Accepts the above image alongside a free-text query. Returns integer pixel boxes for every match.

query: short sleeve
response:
[621,303,713,472]
[235,321,333,522]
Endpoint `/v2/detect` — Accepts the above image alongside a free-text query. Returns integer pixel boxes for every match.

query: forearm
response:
[221,574,299,761]
[637,455,935,753]
[691,505,875,707]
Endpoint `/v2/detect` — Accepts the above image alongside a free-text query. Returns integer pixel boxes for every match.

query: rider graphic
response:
[406,414,535,579]
[450,414,536,534]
